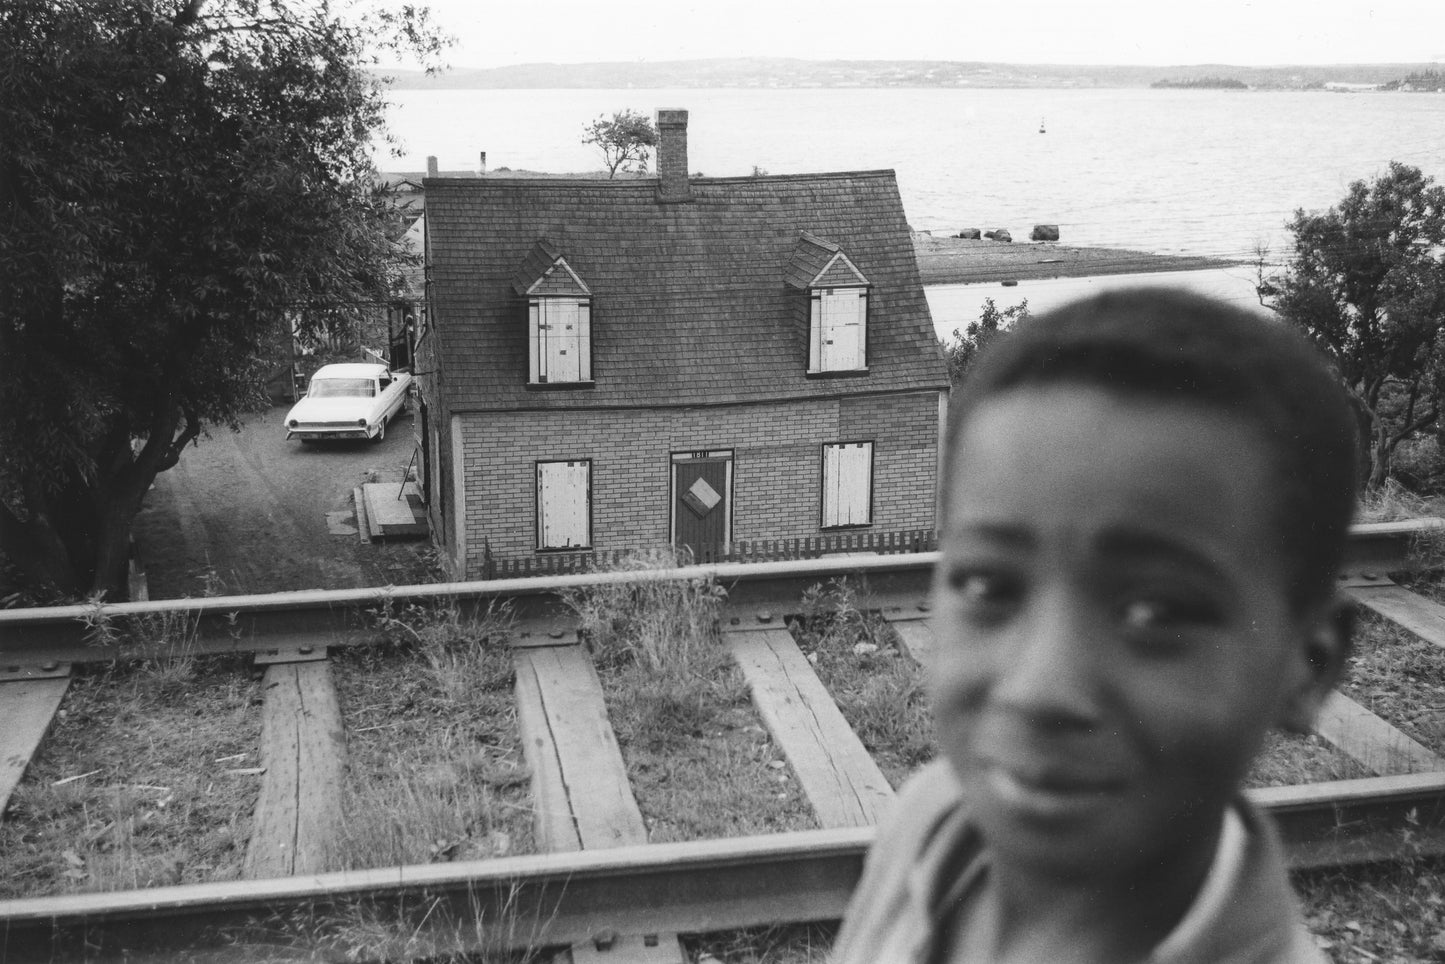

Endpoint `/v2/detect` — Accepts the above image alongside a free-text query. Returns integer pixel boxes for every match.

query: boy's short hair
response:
[946,287,1359,610]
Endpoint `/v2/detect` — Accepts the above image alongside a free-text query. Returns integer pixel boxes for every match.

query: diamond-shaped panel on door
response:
[682,477,722,517]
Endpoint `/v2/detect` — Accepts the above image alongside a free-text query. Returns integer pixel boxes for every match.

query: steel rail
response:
[2,772,1444,961]
[0,553,938,661]
[1,519,1441,961]
[1,519,1437,662]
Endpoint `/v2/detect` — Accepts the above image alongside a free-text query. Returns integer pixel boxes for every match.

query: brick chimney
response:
[479,151,487,174]
[655,109,692,203]
[426,155,438,178]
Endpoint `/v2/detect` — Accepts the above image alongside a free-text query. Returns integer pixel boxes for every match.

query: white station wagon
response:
[284,363,412,442]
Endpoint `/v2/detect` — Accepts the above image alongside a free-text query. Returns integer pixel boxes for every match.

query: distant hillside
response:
[376,58,1445,91]
[1151,76,1248,89]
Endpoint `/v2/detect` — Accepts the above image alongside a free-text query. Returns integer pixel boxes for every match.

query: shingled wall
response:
[457,390,942,572]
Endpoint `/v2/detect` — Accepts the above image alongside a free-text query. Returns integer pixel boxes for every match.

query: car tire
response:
[374,417,386,443]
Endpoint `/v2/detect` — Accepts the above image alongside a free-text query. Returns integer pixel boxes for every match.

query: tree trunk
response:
[2,404,189,601]
[1367,419,1392,490]
[0,499,80,594]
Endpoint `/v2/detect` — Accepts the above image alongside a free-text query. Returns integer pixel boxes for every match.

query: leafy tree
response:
[0,0,445,599]
[581,109,659,178]
[1257,162,1445,489]
[941,297,1030,387]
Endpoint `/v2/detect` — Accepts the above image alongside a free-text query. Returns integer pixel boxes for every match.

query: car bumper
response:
[286,426,377,440]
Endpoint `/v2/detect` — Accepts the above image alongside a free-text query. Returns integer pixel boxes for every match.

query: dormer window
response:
[529,296,591,383]
[786,232,871,374]
[811,287,867,372]
[512,240,594,386]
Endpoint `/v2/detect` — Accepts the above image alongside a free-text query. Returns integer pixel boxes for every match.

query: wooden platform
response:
[361,481,427,541]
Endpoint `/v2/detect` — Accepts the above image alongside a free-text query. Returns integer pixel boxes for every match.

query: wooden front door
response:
[672,451,732,562]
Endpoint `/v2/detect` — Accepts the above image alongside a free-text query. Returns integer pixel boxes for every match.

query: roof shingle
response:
[426,170,949,411]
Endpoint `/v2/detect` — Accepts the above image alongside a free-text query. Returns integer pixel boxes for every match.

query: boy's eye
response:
[946,568,1022,615]
[1117,595,1219,633]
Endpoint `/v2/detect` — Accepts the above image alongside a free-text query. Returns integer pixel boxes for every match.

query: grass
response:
[1245,731,1373,788]
[564,549,818,841]
[686,923,838,963]
[1297,855,1445,963]
[244,886,556,963]
[0,653,260,897]
[1334,609,1445,757]
[7,535,1444,958]
[786,579,935,789]
[327,597,534,870]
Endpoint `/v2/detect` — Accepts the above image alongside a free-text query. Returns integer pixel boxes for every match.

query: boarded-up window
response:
[529,297,592,383]
[536,460,591,548]
[822,442,873,528]
[809,287,868,372]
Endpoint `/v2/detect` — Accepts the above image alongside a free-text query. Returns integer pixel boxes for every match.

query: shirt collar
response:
[1151,805,1249,961]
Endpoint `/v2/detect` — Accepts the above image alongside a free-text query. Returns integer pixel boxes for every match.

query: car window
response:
[308,378,376,398]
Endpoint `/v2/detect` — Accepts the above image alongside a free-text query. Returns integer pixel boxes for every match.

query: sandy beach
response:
[912,232,1240,285]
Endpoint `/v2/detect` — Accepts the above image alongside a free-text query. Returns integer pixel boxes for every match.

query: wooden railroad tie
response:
[512,622,687,964]
[243,642,345,880]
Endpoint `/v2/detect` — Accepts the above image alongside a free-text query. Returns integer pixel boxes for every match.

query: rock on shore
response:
[912,231,1240,285]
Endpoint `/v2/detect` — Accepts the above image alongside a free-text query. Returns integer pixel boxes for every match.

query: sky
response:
[412,0,1445,69]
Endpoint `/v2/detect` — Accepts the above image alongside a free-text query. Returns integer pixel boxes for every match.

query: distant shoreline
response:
[912,233,1242,285]
[376,58,1442,93]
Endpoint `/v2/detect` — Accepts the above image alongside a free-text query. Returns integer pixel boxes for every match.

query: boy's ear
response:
[1277,596,1354,734]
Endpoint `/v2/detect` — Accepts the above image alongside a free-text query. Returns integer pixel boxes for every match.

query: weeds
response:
[253,882,555,963]
[1356,478,1434,524]
[1244,731,1371,788]
[1296,852,1445,963]
[788,579,935,788]
[565,550,816,841]
[563,547,728,676]
[0,655,261,897]
[329,597,534,871]
[1334,610,1445,756]
[686,922,838,963]
[79,591,124,649]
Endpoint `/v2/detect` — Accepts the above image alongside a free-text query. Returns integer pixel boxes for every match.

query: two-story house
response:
[417,110,950,577]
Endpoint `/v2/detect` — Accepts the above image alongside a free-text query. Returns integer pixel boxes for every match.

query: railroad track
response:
[2,520,1444,962]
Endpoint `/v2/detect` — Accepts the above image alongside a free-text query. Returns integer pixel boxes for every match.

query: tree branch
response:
[173,0,206,29]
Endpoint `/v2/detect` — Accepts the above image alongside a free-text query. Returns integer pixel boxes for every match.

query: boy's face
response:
[933,384,1338,881]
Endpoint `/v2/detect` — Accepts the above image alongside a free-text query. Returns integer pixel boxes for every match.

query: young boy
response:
[832,288,1357,964]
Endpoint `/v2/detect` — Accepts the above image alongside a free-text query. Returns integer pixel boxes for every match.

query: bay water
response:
[382,86,1445,334]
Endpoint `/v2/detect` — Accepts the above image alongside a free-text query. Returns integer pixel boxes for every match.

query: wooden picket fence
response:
[482,528,938,579]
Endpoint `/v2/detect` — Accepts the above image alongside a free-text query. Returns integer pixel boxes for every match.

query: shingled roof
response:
[425,169,949,411]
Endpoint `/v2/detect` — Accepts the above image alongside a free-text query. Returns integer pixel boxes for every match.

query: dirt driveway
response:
[132,405,432,599]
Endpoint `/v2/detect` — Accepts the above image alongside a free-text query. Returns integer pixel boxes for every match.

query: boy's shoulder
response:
[835,761,1327,964]
[1155,797,1328,964]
